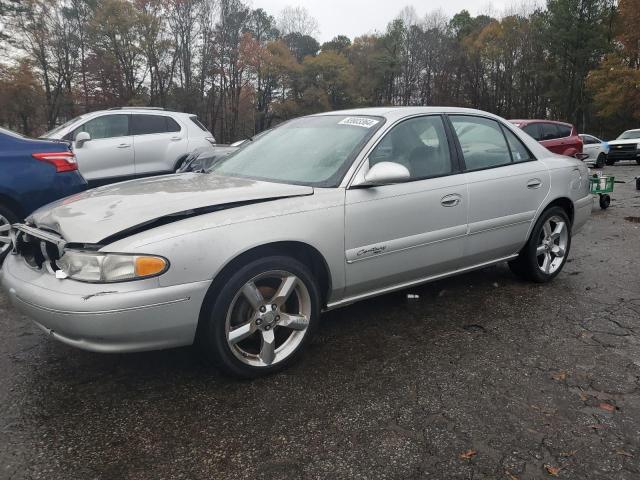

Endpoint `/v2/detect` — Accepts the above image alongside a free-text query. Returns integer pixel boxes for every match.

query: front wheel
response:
[596,153,606,169]
[509,207,571,283]
[605,157,615,166]
[197,256,320,378]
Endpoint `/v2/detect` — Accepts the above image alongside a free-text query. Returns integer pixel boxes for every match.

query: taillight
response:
[32,151,78,173]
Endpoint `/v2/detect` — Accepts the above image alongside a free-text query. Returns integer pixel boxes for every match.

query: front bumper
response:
[1,254,211,353]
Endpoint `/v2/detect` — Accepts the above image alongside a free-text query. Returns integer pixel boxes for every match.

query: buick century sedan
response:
[1,108,593,378]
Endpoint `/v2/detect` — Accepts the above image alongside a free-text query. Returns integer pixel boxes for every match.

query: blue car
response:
[0,127,87,262]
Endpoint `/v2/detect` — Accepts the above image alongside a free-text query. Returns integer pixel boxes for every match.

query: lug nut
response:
[265,325,271,330]
[275,316,280,322]
[271,304,277,311]
[259,306,266,313]
[256,319,262,325]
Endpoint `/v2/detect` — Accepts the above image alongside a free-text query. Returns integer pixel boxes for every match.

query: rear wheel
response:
[509,207,571,283]
[0,205,18,264]
[605,157,615,166]
[596,153,606,168]
[196,255,320,378]
[636,159,640,165]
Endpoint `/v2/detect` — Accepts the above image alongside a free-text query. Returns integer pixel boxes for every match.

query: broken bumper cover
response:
[0,254,211,353]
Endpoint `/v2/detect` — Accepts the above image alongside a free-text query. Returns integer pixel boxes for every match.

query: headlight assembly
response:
[56,251,169,283]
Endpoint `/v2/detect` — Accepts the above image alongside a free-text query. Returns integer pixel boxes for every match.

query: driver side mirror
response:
[352,161,411,187]
[75,131,91,147]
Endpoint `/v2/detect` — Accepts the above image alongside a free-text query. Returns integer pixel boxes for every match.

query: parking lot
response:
[0,165,638,480]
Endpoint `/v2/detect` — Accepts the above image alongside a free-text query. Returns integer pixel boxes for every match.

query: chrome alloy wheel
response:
[0,213,11,256]
[225,270,312,367]
[536,215,568,275]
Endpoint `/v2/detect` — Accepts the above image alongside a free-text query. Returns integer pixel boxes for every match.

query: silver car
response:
[41,107,216,185]
[1,107,593,378]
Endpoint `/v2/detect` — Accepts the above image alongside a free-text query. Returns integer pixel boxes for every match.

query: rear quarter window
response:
[189,116,208,132]
[557,124,572,138]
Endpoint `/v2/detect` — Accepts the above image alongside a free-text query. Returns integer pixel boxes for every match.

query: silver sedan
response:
[1,107,593,378]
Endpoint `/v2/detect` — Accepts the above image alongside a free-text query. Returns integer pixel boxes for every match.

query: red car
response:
[510,119,584,158]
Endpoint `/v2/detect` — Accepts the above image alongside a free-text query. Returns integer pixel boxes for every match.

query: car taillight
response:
[32,151,78,173]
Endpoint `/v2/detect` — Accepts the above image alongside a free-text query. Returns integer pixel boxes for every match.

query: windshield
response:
[41,115,85,138]
[617,130,640,140]
[209,115,384,187]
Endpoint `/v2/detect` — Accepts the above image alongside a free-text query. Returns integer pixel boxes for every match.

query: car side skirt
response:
[325,254,519,310]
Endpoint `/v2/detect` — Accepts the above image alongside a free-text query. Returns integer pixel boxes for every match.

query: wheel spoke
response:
[0,236,11,244]
[241,281,263,310]
[550,222,565,241]
[279,313,309,331]
[0,224,10,233]
[551,245,565,258]
[228,321,256,345]
[271,275,298,306]
[259,329,276,365]
[536,245,547,256]
[542,253,552,274]
[543,221,552,238]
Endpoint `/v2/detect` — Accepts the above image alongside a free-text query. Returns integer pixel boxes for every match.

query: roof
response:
[313,106,506,122]
[509,119,573,127]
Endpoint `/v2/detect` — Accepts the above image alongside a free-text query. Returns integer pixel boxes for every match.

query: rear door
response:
[71,114,134,181]
[344,115,468,297]
[581,135,599,160]
[449,115,550,265]
[131,114,188,175]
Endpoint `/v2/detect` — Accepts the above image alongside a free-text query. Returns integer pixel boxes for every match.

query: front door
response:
[448,115,551,265]
[344,115,467,298]
[72,114,134,182]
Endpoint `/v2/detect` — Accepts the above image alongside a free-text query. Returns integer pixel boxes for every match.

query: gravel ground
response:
[1,164,639,480]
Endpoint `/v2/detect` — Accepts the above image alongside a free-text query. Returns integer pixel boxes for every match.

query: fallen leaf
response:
[598,402,616,412]
[560,450,577,457]
[552,371,567,381]
[459,449,477,460]
[505,471,519,480]
[616,449,633,458]
[545,464,561,476]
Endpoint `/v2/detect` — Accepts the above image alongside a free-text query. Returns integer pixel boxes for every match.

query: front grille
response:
[611,144,636,152]
[12,224,66,270]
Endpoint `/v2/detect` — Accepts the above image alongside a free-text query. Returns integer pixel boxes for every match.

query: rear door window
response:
[166,117,181,133]
[540,123,560,141]
[502,127,534,162]
[132,114,169,135]
[450,115,512,171]
[556,124,572,138]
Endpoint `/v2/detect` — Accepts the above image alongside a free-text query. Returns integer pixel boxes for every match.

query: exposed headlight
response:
[56,251,169,283]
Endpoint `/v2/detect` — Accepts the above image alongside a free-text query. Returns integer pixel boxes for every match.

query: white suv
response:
[42,108,215,185]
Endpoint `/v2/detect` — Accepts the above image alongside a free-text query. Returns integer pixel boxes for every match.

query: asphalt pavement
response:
[1,164,639,480]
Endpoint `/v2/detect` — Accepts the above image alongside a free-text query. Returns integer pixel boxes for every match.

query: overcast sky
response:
[250,0,522,42]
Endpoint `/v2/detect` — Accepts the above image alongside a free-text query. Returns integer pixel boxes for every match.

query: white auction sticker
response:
[338,117,380,128]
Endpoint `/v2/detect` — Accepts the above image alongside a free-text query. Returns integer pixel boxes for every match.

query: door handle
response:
[170,136,182,141]
[441,194,462,207]
[117,143,131,149]
[527,179,542,189]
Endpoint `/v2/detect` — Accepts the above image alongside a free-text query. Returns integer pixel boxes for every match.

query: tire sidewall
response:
[198,255,320,378]
[596,153,605,169]
[523,207,572,283]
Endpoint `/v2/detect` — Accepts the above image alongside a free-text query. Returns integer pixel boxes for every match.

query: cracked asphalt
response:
[1,165,640,480]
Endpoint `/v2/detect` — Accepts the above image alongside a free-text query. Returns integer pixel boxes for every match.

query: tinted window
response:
[190,116,208,131]
[369,116,452,179]
[522,123,541,141]
[451,116,511,170]
[502,127,533,162]
[540,123,560,141]
[582,135,597,145]
[74,115,129,140]
[132,114,169,135]
[166,117,181,132]
[557,124,572,138]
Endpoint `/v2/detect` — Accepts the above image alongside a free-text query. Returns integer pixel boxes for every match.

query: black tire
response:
[605,157,615,166]
[0,204,19,265]
[508,206,572,283]
[636,159,640,165]
[599,194,611,210]
[596,153,606,169]
[196,255,320,378]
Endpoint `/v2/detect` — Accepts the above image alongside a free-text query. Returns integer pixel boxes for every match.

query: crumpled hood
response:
[28,174,313,243]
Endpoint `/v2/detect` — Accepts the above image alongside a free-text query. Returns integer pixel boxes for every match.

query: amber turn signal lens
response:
[134,256,167,277]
